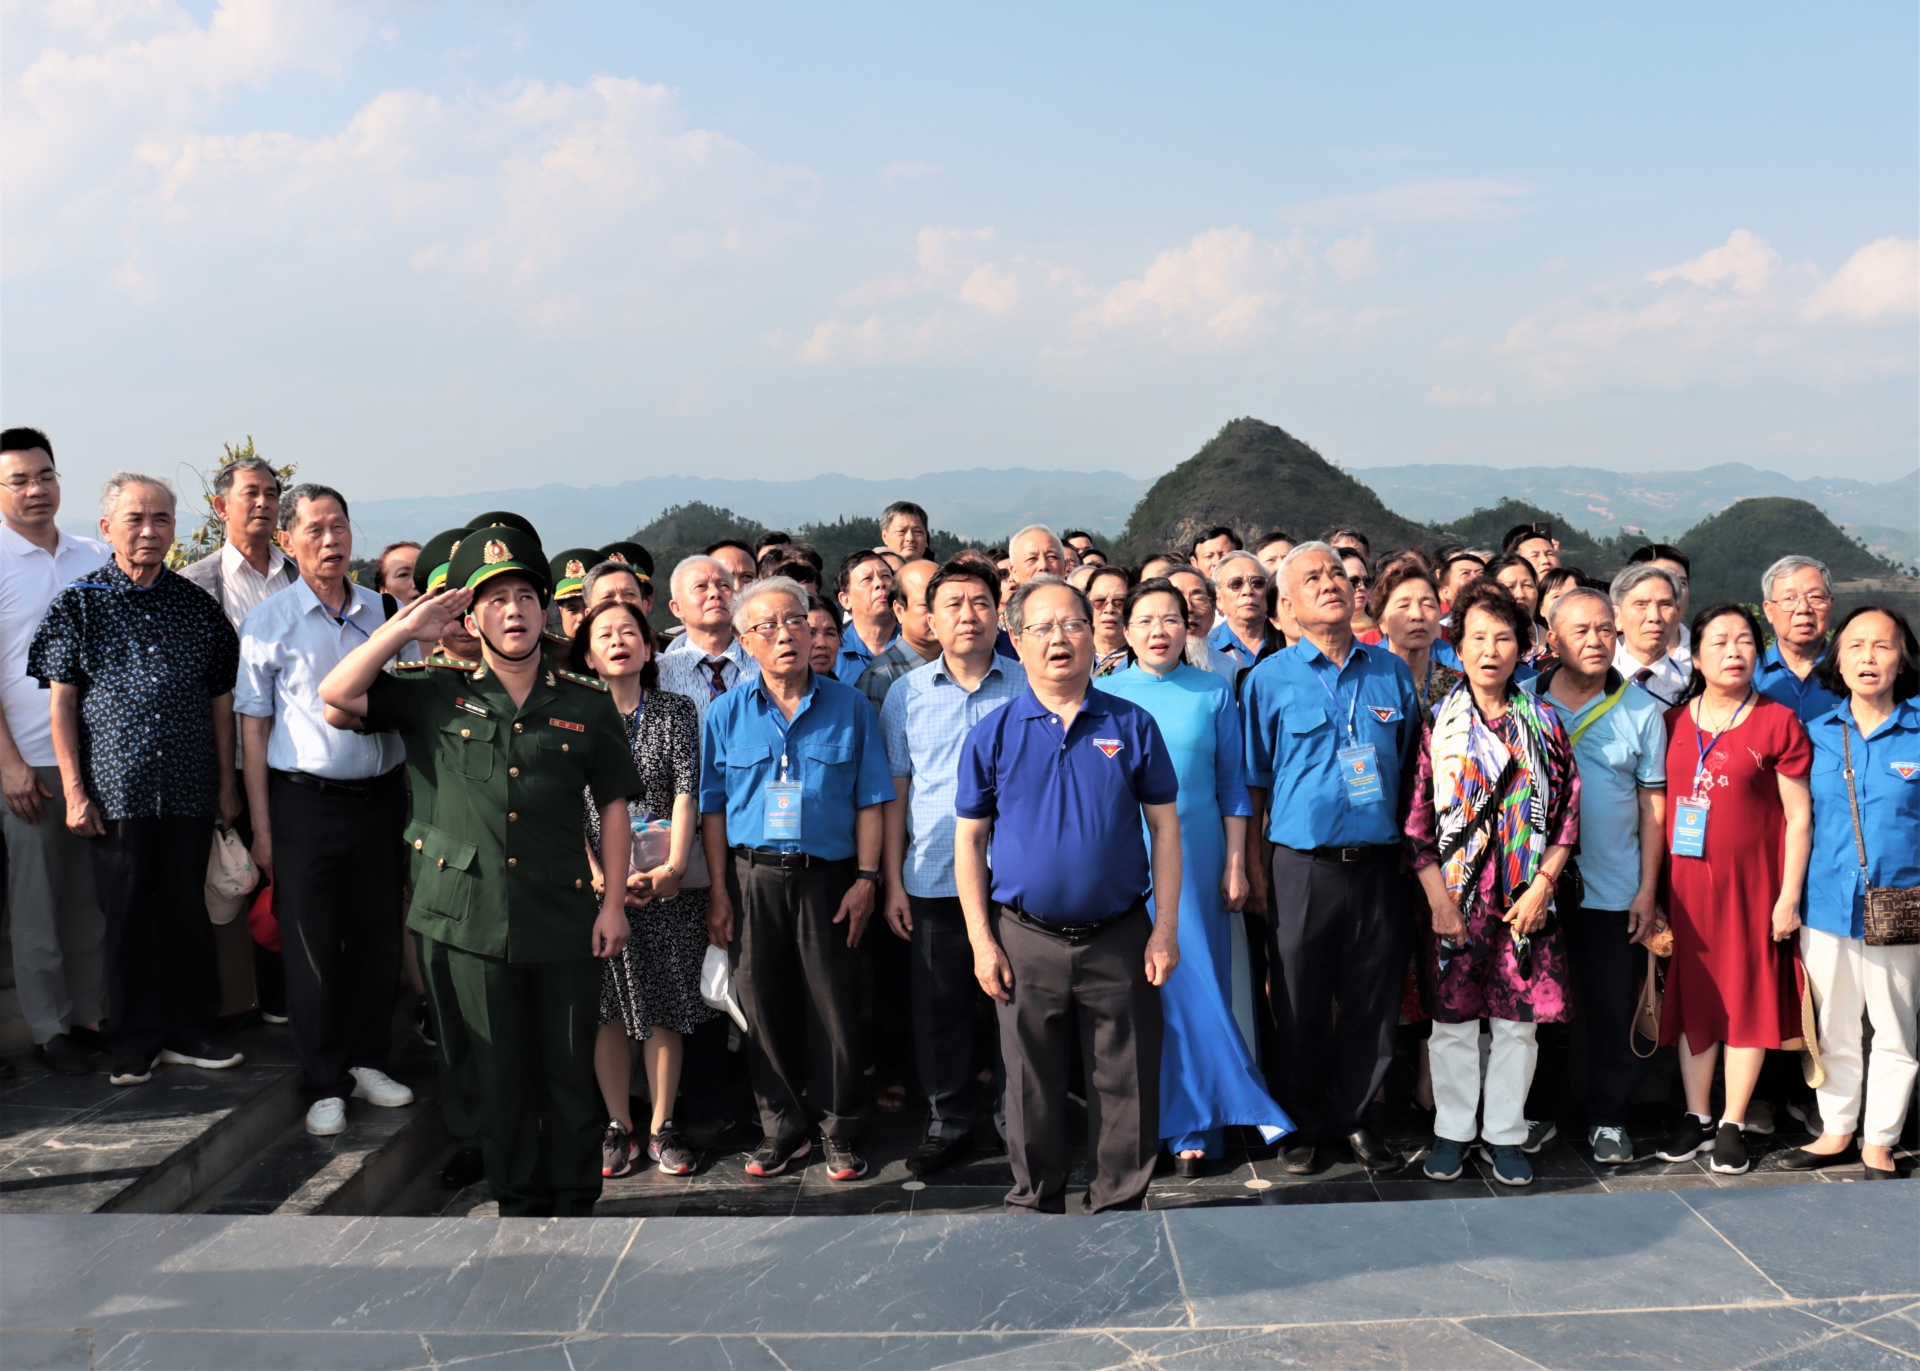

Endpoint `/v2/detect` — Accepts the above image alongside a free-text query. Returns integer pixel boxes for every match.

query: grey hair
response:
[1211,549,1265,584]
[581,559,643,603]
[731,575,810,634]
[278,482,348,532]
[1609,563,1681,606]
[1547,585,1614,628]
[99,471,176,518]
[212,455,280,499]
[1277,539,1344,591]
[1761,554,1831,602]
[670,554,734,604]
[1004,573,1092,637]
[1008,524,1064,557]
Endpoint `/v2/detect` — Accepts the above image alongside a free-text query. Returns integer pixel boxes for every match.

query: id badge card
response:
[1671,797,1709,858]
[764,778,803,840]
[1337,743,1385,807]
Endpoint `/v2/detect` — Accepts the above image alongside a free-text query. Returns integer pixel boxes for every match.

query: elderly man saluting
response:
[700,575,894,1184]
[955,574,1183,1214]
[1242,541,1420,1175]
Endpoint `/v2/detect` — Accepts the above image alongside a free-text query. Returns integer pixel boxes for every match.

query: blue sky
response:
[4,1,1916,506]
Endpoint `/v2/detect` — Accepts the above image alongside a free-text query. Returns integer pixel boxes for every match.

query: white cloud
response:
[1325,229,1379,282]
[877,159,941,187]
[1804,236,1919,322]
[1091,227,1313,350]
[1425,385,1495,405]
[1278,178,1530,226]
[1645,228,1778,294]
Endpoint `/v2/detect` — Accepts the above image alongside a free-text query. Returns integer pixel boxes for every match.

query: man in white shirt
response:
[657,555,759,730]
[235,484,414,1136]
[1610,564,1689,708]
[0,429,110,1076]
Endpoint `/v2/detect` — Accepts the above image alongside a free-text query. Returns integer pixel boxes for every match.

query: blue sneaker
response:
[1480,1143,1533,1186]
[1424,1137,1467,1181]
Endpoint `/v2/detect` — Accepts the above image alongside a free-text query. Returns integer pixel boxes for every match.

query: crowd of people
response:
[1,424,1916,1219]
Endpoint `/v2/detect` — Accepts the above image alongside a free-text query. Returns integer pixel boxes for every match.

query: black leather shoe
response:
[1777,1145,1857,1171]
[1280,1140,1317,1174]
[1347,1127,1405,1172]
[1173,1153,1209,1179]
[906,1132,974,1177]
[35,1033,94,1077]
[1864,1162,1900,1180]
[440,1145,485,1190]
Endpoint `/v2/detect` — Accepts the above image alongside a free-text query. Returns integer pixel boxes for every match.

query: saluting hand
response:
[398,585,474,646]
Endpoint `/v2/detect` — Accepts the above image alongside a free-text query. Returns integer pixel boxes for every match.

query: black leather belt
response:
[271,767,402,798]
[732,847,849,870]
[1285,843,1397,863]
[1002,900,1146,944]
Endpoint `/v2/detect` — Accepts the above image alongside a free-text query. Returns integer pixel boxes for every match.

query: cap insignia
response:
[565,559,585,578]
[483,540,509,565]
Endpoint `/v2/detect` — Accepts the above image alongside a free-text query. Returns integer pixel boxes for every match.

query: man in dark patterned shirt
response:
[29,472,244,1087]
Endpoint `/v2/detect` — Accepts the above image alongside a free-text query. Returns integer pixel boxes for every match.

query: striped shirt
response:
[657,633,759,732]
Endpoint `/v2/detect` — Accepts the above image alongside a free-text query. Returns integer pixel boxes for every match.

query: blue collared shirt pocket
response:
[1285,705,1331,753]
[439,716,495,781]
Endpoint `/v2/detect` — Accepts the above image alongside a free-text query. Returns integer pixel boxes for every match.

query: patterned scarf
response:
[1429,682,1556,908]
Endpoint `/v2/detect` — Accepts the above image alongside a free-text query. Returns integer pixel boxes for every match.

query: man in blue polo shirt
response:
[1529,586,1667,1165]
[700,575,895,1184]
[1756,555,1842,724]
[955,575,1182,1214]
[1243,541,1420,1175]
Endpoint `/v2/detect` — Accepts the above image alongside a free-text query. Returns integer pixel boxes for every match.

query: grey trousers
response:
[995,905,1161,1215]
[3,766,106,1044]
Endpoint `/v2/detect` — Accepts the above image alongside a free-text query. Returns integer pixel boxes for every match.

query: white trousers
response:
[1802,927,1920,1147]
[1430,1018,1537,1146]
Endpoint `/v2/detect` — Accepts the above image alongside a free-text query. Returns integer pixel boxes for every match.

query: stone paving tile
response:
[1462,1306,1840,1369]
[1746,1330,1920,1369]
[1680,1183,1920,1300]
[762,1331,1133,1370]
[1117,1322,1538,1368]
[1852,1303,1920,1357]
[0,1327,91,1370]
[91,1329,442,1370]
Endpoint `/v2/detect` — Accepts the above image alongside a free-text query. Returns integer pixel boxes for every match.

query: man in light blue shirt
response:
[879,561,1026,1173]
[657,555,759,730]
[233,485,414,1135]
[1529,586,1666,1165]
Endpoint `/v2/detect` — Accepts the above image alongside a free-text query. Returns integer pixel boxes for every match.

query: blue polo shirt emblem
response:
[1367,705,1398,723]
[1094,737,1123,757]
[1894,762,1919,780]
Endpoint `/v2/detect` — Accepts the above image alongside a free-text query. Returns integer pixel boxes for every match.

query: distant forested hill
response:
[1678,498,1906,607]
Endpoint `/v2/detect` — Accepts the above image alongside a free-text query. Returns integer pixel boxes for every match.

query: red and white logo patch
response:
[1093,738,1124,758]
[1367,706,1396,723]
[1893,762,1920,781]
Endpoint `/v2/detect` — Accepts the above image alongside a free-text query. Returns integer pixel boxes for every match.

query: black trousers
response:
[995,905,1161,1215]
[1266,845,1409,1142]
[269,770,408,1099]
[229,784,283,1015]
[910,894,1001,1141]
[867,912,915,1089]
[728,855,866,1145]
[1562,905,1643,1130]
[91,816,219,1058]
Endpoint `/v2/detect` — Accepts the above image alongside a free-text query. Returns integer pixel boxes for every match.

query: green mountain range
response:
[1678,497,1907,607]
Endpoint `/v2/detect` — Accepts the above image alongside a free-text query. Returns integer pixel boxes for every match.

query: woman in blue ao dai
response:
[1102,578,1293,1174]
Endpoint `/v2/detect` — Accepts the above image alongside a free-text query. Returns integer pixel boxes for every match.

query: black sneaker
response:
[649,1121,697,1176]
[1707,1122,1750,1175]
[822,1139,868,1182]
[35,1033,93,1077]
[1655,1115,1718,1163]
[745,1135,811,1178]
[414,997,436,1048]
[602,1121,638,1178]
[440,1145,485,1190]
[109,1054,155,1086]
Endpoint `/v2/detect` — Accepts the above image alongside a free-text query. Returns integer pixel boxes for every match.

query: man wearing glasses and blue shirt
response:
[700,575,894,1185]
[1756,555,1842,725]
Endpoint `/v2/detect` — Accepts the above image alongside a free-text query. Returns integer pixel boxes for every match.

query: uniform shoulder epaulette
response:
[543,628,570,645]
[427,655,480,670]
[555,668,608,691]
[394,658,431,671]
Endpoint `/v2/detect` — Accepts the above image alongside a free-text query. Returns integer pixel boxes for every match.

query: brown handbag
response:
[1841,723,1920,946]
[1631,945,1668,1058]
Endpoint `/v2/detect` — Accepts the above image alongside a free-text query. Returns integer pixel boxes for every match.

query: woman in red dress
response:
[1654,604,1812,1175]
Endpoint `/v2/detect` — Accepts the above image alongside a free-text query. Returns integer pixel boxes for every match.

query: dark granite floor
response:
[2,1183,1914,1369]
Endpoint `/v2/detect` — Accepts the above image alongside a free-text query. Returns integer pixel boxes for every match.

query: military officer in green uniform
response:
[548,547,601,645]
[322,523,642,1216]
[599,541,656,618]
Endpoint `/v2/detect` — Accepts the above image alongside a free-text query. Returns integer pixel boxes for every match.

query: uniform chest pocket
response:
[726,742,774,772]
[438,716,496,782]
[537,727,590,775]
[800,738,853,767]
[1285,707,1330,738]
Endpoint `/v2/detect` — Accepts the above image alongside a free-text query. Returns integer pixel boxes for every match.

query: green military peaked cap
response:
[468,510,541,544]
[597,541,654,580]
[448,522,551,606]
[548,547,600,601]
[415,527,472,596]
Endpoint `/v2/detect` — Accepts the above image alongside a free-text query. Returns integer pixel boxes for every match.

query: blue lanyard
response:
[1314,658,1361,744]
[766,698,798,780]
[1692,689,1754,794]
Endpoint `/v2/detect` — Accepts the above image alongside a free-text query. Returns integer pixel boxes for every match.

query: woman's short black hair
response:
[1445,579,1534,653]
[570,600,657,689]
[806,592,844,632]
[1482,553,1538,587]
[1084,564,1133,600]
[1124,576,1189,629]
[1679,602,1766,703]
[1816,604,1919,703]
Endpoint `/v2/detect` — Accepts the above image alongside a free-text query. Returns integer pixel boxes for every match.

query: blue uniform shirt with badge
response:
[699,669,895,860]
[1804,697,1920,939]
[1241,638,1421,849]
[955,684,1178,923]
[1756,643,1843,726]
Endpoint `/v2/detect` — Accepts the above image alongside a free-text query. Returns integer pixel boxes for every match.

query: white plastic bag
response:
[699,943,747,1031]
[204,825,258,925]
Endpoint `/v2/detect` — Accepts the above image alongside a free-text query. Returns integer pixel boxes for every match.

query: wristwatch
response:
[855,869,882,885]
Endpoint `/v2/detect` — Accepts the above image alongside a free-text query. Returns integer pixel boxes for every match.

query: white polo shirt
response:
[0,525,112,765]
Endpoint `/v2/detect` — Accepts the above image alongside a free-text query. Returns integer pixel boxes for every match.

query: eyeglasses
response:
[1129,614,1187,632]
[1019,618,1091,640]
[2,473,58,491]
[1348,575,1371,589]
[1088,595,1127,611]
[1220,575,1269,592]
[1769,593,1832,611]
[746,614,811,639]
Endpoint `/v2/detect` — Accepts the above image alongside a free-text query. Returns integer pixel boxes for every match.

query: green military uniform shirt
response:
[364,656,642,963]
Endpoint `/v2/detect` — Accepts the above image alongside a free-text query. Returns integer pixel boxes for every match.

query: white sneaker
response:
[348,1067,414,1108]
[260,1011,289,1025]
[306,1097,347,1136]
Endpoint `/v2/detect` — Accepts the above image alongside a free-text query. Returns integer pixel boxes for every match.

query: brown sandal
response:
[875,1083,907,1113]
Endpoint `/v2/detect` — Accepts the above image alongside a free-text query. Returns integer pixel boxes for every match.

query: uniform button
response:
[436,857,446,869]
[460,727,471,738]
[414,838,424,850]
[507,857,518,868]
[508,812,518,822]
[574,879,583,889]
[513,722,523,733]
[509,767,520,777]
[561,743,569,752]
